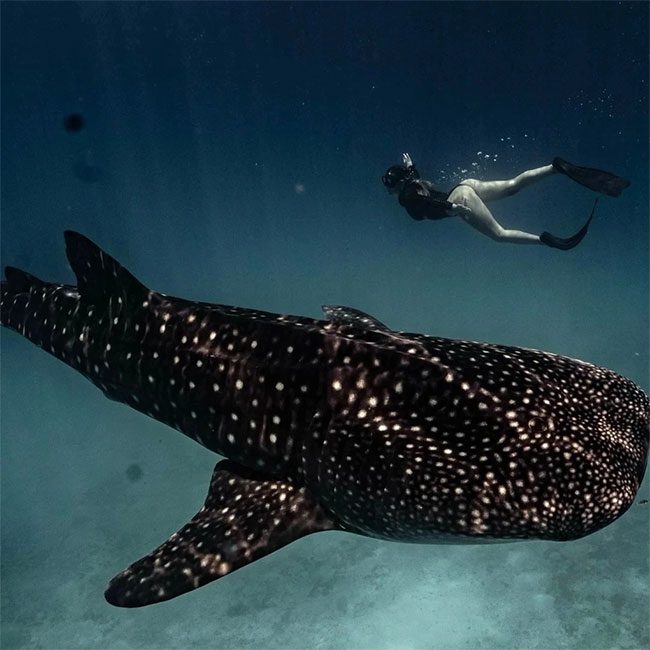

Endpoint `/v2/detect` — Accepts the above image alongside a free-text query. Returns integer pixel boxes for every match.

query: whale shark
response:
[1,231,648,608]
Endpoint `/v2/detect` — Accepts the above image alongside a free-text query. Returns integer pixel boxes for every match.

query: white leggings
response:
[448,164,556,245]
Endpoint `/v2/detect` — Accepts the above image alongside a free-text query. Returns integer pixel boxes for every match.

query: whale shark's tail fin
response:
[1,263,67,349]
[1,266,47,328]
[63,230,149,308]
[1,232,150,364]
[104,460,338,607]
[3,266,46,293]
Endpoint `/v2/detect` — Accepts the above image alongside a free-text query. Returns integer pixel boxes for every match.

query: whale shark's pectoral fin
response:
[104,460,337,607]
[322,305,392,332]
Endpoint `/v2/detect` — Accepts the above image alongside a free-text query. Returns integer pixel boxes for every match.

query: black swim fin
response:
[553,157,630,198]
[540,199,598,251]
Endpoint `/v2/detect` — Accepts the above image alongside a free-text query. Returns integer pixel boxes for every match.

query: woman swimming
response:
[382,153,630,249]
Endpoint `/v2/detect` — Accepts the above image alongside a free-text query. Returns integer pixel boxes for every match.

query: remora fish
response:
[1,232,648,608]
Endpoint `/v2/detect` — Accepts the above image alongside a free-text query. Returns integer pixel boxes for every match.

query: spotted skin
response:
[1,231,648,607]
[104,460,336,607]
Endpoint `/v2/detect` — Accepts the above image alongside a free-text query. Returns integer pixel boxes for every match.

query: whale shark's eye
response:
[527,416,550,434]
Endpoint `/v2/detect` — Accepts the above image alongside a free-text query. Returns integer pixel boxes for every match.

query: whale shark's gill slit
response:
[104,459,339,607]
[64,230,149,307]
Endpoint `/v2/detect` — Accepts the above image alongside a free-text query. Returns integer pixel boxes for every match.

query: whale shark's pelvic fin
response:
[322,305,392,332]
[64,230,148,306]
[104,460,338,607]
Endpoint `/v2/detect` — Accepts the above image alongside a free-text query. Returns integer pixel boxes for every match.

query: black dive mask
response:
[382,164,420,189]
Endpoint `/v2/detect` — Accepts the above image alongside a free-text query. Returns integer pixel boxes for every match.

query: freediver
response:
[382,153,630,249]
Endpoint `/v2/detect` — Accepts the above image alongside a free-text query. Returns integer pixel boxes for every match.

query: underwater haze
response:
[1,2,648,649]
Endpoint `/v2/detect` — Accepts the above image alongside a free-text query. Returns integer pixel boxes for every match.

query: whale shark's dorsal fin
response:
[104,460,338,607]
[64,231,148,306]
[322,305,392,333]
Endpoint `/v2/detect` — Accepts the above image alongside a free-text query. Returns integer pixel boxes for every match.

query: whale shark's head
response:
[482,364,650,541]
[594,373,649,486]
[322,338,650,544]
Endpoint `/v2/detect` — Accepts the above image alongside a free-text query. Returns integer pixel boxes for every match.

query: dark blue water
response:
[1,2,648,648]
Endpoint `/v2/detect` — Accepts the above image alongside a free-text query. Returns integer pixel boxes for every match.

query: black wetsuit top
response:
[398,180,454,221]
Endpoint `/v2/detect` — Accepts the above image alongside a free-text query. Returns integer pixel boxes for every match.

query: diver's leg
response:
[448,185,541,245]
[459,165,555,203]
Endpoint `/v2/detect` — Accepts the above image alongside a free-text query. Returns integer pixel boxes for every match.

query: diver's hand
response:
[450,203,472,215]
[402,153,414,168]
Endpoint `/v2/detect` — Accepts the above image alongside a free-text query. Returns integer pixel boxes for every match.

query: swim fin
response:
[553,157,630,197]
[540,199,598,251]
